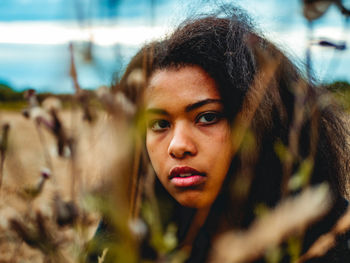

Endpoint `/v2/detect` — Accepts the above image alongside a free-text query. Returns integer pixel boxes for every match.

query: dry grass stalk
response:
[213,42,284,228]
[69,42,94,123]
[0,95,119,261]
[281,79,309,197]
[0,123,10,190]
[97,248,109,263]
[9,210,72,263]
[230,40,282,158]
[298,207,350,262]
[0,106,123,261]
[209,184,332,263]
[21,168,50,200]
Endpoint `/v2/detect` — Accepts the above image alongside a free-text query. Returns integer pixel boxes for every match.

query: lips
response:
[169,166,206,187]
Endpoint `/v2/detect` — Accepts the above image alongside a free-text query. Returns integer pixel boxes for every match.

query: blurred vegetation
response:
[326,81,350,111]
[0,83,101,111]
[0,83,25,110]
[327,81,350,92]
[0,83,24,101]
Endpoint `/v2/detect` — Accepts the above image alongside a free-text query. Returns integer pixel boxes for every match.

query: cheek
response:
[146,135,154,164]
[209,125,232,155]
[210,127,233,174]
[146,134,163,175]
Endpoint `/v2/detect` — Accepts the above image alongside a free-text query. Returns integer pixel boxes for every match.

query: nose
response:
[168,123,197,159]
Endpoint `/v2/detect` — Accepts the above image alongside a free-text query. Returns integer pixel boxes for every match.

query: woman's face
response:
[145,65,234,209]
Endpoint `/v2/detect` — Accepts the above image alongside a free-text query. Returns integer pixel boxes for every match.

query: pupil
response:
[205,114,215,121]
[159,120,168,128]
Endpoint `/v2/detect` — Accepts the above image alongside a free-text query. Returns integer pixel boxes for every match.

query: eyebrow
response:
[185,99,222,112]
[146,108,169,115]
[145,98,222,115]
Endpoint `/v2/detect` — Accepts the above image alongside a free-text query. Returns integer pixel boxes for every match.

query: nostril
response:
[169,148,185,159]
[167,124,197,158]
[169,148,195,159]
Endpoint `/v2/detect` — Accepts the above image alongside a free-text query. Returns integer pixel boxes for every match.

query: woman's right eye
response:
[149,119,170,132]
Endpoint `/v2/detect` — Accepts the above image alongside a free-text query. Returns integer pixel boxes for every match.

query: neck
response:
[180,206,211,252]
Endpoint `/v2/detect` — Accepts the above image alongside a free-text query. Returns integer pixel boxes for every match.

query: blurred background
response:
[0,2,349,261]
[0,0,350,94]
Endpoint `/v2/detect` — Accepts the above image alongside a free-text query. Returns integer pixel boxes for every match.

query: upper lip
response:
[169,166,205,179]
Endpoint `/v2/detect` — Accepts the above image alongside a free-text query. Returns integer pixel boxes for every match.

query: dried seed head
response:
[115,92,136,117]
[24,89,39,108]
[303,0,332,21]
[129,218,148,239]
[22,109,30,118]
[42,96,62,111]
[95,85,110,98]
[210,184,332,263]
[54,194,79,227]
[126,69,145,88]
[30,107,49,122]
[10,212,58,253]
[40,167,51,179]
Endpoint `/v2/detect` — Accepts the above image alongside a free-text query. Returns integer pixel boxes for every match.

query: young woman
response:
[89,8,350,263]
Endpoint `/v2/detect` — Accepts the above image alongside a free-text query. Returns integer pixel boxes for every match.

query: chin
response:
[176,193,211,209]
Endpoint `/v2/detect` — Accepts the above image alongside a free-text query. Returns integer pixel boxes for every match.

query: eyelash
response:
[195,112,221,125]
[148,112,222,132]
[149,119,170,132]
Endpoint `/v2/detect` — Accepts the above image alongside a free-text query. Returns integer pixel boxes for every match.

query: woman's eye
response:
[197,112,220,125]
[149,119,170,132]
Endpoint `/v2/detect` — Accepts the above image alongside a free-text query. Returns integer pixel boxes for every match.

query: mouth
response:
[169,166,207,187]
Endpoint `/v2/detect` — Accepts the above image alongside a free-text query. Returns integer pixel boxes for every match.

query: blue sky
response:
[0,0,350,93]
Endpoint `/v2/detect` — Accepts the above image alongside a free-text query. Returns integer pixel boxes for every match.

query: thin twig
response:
[298,207,350,262]
[281,80,308,197]
[210,184,332,263]
[0,123,10,190]
[69,43,94,122]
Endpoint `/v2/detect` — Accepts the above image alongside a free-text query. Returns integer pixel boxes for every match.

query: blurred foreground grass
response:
[0,79,350,262]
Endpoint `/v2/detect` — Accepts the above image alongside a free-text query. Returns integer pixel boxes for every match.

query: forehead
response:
[145,66,220,107]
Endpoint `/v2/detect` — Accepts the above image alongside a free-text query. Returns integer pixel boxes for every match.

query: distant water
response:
[0,43,138,94]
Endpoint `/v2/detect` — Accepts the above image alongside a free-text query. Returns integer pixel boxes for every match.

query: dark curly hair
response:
[114,8,350,262]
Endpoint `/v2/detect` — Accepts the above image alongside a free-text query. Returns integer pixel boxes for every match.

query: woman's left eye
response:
[196,112,221,125]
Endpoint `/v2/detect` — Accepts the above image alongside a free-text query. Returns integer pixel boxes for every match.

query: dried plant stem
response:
[69,43,94,122]
[298,207,350,262]
[70,144,78,204]
[69,43,81,94]
[129,135,143,220]
[0,154,4,190]
[281,81,308,197]
[0,123,10,190]
[98,248,109,263]
[129,44,153,220]
[144,164,161,228]
[181,207,211,251]
[308,105,320,160]
[231,49,281,163]
[210,184,332,263]
[44,252,70,263]
[34,123,55,183]
[68,106,79,205]
[68,43,84,203]
[11,240,23,263]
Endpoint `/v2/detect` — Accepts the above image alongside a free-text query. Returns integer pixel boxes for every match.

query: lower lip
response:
[170,175,206,187]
